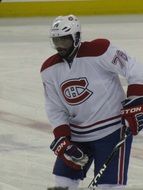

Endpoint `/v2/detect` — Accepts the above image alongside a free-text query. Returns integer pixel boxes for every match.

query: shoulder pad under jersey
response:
[77,39,110,57]
[40,53,63,72]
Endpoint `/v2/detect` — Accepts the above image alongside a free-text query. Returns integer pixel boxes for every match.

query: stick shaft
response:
[88,130,129,189]
[88,125,143,189]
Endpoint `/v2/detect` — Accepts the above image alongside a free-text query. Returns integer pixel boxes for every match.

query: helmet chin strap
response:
[64,44,80,63]
[64,34,81,63]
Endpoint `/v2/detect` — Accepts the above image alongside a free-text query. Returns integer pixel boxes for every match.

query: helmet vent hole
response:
[62,27,71,32]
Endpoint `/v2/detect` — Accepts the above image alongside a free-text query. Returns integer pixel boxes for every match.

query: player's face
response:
[52,35,74,58]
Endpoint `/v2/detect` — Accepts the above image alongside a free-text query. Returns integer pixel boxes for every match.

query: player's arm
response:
[41,74,88,170]
[100,41,143,135]
[121,88,143,135]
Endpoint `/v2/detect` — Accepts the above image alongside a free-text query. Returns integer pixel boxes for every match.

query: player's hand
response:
[50,136,89,170]
[121,97,143,135]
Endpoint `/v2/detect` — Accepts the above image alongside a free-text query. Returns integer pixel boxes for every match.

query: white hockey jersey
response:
[41,39,143,142]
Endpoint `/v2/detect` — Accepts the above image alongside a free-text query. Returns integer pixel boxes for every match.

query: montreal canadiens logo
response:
[61,77,93,105]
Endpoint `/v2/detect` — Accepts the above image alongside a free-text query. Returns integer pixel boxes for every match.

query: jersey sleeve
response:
[99,43,143,86]
[41,70,70,135]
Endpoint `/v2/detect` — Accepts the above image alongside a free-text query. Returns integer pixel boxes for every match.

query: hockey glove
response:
[121,96,143,135]
[50,136,89,170]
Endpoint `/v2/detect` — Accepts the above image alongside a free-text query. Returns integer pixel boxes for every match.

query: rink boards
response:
[0,0,143,17]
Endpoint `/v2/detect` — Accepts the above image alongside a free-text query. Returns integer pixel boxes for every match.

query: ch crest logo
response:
[61,77,93,105]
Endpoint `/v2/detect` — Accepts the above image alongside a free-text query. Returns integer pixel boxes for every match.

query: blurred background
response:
[0,0,143,17]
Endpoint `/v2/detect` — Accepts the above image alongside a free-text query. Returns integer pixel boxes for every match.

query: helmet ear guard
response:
[74,32,80,47]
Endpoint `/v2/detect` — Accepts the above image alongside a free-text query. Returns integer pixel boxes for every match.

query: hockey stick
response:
[88,126,143,190]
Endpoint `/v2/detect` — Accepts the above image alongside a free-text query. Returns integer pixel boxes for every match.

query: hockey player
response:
[40,15,143,190]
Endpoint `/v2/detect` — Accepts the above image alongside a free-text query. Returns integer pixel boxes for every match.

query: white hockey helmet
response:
[50,15,81,48]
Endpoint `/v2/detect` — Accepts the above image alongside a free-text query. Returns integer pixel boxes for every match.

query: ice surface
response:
[0,15,143,190]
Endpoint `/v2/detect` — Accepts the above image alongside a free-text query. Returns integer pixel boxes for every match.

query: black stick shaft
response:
[88,130,130,189]
[88,125,143,189]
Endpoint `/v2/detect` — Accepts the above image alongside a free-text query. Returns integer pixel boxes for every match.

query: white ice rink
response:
[0,15,143,190]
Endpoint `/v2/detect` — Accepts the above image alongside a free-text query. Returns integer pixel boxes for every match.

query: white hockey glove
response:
[121,97,143,135]
[50,136,89,170]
